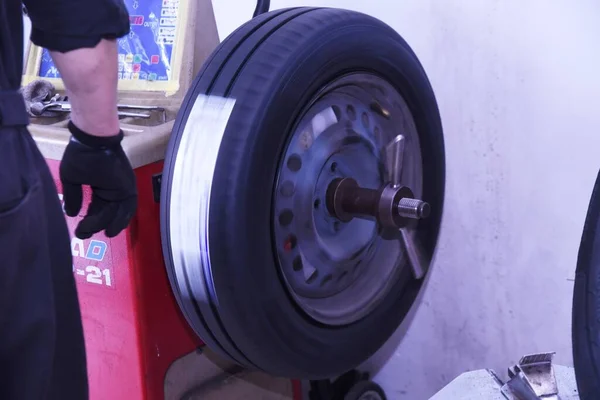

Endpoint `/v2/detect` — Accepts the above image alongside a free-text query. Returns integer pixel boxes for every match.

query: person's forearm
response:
[50,39,120,137]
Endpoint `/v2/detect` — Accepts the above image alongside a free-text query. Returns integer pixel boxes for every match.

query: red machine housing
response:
[46,158,200,400]
[46,156,306,399]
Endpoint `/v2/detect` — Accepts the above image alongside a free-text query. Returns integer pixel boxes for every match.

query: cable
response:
[253,0,270,17]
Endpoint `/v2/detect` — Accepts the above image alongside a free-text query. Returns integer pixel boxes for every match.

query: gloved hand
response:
[60,121,138,239]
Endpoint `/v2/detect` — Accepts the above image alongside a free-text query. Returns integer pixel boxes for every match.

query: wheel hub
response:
[283,126,382,299]
[273,73,429,325]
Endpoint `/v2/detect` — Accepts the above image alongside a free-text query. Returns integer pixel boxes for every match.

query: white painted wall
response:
[212,1,600,399]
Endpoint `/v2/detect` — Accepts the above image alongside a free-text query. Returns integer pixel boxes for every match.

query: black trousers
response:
[0,125,88,399]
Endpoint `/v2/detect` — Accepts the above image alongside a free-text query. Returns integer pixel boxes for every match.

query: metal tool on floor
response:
[431,352,578,400]
[503,353,560,400]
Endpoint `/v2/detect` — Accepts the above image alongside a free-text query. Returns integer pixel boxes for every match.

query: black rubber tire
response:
[344,380,386,400]
[161,7,445,379]
[161,8,308,368]
[573,170,600,399]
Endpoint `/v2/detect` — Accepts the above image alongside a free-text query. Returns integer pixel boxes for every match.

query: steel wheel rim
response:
[273,73,423,326]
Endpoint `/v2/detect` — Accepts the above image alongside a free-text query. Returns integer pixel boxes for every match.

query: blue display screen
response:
[38,0,180,82]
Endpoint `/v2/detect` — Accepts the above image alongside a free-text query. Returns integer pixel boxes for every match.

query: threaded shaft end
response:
[397,198,431,219]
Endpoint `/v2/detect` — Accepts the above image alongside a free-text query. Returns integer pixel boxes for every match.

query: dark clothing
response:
[2,0,129,90]
[0,1,130,399]
[24,0,130,54]
[0,123,88,399]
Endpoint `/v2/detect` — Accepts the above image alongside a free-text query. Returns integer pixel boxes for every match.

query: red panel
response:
[292,380,304,400]
[46,159,200,400]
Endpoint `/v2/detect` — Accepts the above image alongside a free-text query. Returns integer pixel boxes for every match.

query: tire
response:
[573,169,600,399]
[161,7,445,379]
[344,380,386,400]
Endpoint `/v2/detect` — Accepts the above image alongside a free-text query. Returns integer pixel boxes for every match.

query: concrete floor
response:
[213,1,600,399]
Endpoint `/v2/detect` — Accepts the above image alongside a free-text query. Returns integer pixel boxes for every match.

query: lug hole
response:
[279,181,295,197]
[283,234,297,252]
[287,154,302,172]
[279,209,294,227]
[293,256,303,271]
[330,162,338,173]
[313,198,321,209]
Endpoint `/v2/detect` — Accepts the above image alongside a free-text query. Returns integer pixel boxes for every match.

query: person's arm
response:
[49,41,120,137]
[22,0,137,239]
[22,0,130,137]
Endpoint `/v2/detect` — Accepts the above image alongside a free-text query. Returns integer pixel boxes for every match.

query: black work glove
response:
[60,121,138,239]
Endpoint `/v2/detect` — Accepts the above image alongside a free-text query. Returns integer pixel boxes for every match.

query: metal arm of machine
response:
[253,0,271,17]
